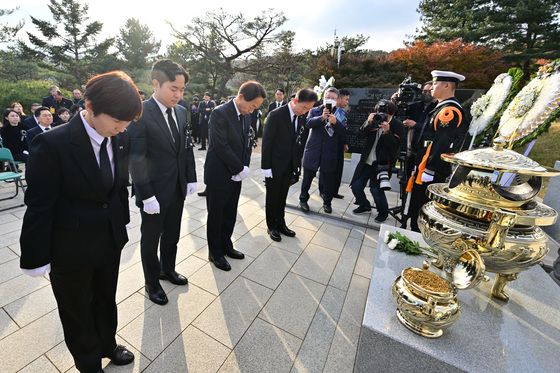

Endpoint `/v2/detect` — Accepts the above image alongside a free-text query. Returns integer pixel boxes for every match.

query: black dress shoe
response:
[299,201,310,213]
[323,205,332,214]
[279,226,296,237]
[333,193,344,199]
[104,345,135,366]
[226,248,245,259]
[145,284,168,305]
[197,190,207,197]
[159,271,188,285]
[209,255,231,271]
[267,228,282,242]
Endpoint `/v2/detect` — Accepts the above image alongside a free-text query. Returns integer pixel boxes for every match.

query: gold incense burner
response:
[392,250,484,338]
[418,139,560,301]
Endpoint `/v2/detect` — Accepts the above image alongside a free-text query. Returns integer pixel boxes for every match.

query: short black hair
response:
[84,71,143,121]
[295,88,318,103]
[151,59,190,85]
[276,88,285,94]
[34,106,51,117]
[204,92,211,97]
[239,81,267,101]
[56,107,70,115]
[338,89,350,97]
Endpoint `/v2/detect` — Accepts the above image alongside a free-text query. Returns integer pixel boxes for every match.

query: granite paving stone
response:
[144,325,230,373]
[354,244,376,279]
[117,284,215,360]
[259,272,326,339]
[4,285,57,327]
[0,245,17,264]
[189,255,254,296]
[218,318,302,373]
[0,274,49,308]
[0,308,19,340]
[269,226,317,255]
[0,310,64,373]
[311,223,350,252]
[329,237,363,291]
[0,257,24,284]
[19,356,59,373]
[193,277,273,348]
[291,244,340,285]
[291,285,346,373]
[241,246,299,290]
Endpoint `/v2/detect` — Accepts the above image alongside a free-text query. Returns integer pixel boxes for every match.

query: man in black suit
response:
[197,92,215,150]
[42,86,73,122]
[204,80,266,271]
[20,71,142,373]
[261,88,317,241]
[22,103,42,130]
[128,60,197,305]
[265,88,286,118]
[26,106,54,149]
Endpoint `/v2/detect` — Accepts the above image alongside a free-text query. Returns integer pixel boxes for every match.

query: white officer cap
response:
[431,70,466,84]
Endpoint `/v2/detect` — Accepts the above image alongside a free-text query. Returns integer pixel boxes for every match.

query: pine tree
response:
[117,18,161,71]
[0,7,24,44]
[416,0,560,75]
[20,0,115,84]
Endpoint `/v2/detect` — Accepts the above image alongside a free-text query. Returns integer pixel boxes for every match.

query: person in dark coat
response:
[298,87,345,214]
[20,71,143,373]
[128,60,197,306]
[1,108,29,163]
[42,86,73,123]
[261,88,317,241]
[197,92,215,150]
[204,81,266,271]
[25,106,54,150]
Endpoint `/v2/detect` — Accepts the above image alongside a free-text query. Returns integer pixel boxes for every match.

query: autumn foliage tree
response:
[387,39,507,88]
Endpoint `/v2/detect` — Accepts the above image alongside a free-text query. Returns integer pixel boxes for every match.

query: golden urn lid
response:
[441,138,560,177]
[451,249,485,290]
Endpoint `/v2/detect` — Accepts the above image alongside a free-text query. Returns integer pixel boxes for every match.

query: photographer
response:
[350,100,404,222]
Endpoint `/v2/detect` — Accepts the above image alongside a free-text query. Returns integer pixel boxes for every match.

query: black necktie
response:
[166,107,180,147]
[44,127,50,131]
[277,102,280,108]
[99,138,113,194]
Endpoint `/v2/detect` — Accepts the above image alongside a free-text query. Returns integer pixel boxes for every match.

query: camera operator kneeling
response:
[350,100,404,222]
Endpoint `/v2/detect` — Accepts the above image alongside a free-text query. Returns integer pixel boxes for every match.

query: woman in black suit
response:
[2,108,28,163]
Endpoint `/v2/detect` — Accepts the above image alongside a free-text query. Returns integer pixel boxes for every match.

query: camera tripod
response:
[387,153,407,225]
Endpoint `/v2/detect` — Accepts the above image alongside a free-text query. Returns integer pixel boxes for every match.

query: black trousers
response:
[408,172,447,232]
[319,146,344,196]
[206,182,242,259]
[140,183,184,287]
[300,167,336,206]
[49,231,121,373]
[265,169,292,230]
[200,120,209,149]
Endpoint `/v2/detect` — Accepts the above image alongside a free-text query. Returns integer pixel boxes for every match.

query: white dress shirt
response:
[80,111,114,177]
[152,95,179,142]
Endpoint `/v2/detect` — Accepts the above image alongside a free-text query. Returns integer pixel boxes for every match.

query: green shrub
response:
[0,80,72,113]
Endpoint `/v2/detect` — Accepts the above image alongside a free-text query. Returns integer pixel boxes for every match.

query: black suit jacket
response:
[266,101,286,119]
[261,105,302,176]
[128,98,197,207]
[26,125,48,149]
[204,100,252,187]
[22,116,39,131]
[20,115,131,269]
[198,100,215,124]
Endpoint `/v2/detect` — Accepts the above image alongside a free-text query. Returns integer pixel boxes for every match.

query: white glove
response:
[142,196,160,214]
[262,169,273,178]
[231,166,250,182]
[186,182,197,196]
[22,263,51,277]
[421,170,434,183]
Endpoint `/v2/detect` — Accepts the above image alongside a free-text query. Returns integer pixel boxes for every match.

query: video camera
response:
[394,76,424,121]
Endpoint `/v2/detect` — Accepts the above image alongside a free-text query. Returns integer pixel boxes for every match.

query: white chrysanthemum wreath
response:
[498,60,560,144]
[468,73,513,142]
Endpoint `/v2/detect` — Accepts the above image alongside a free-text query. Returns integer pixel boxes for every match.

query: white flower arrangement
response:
[313,75,335,100]
[498,62,560,142]
[468,73,513,138]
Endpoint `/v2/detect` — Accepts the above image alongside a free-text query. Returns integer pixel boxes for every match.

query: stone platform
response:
[356,225,560,373]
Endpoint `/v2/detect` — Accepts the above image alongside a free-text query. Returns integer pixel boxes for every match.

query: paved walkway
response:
[0,152,400,373]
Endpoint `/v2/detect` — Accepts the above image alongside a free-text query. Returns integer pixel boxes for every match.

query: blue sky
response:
[4,0,422,52]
